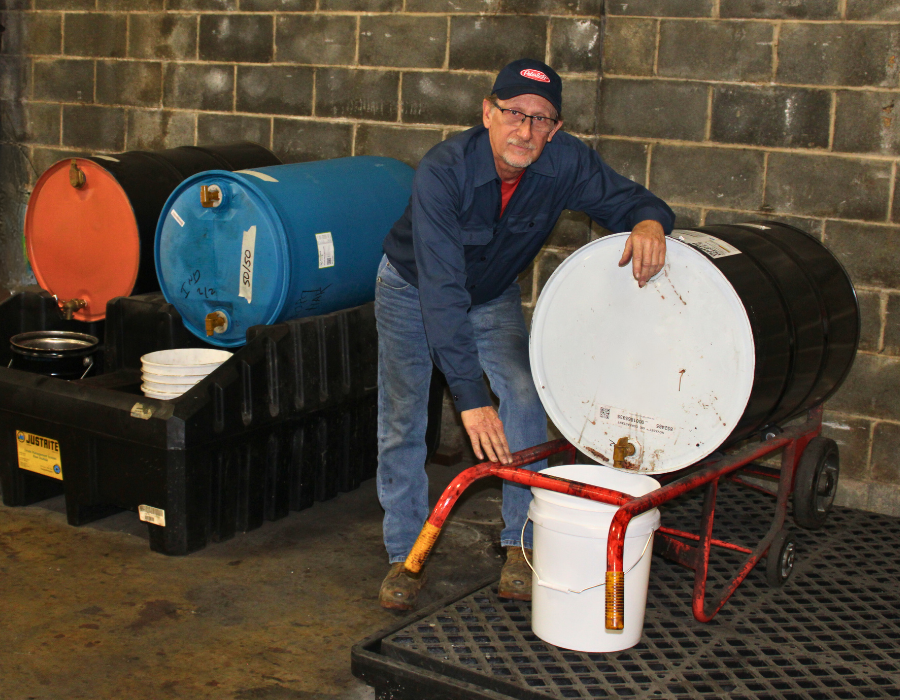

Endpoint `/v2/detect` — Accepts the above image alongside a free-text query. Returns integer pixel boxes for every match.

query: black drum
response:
[529,221,859,473]
[693,222,859,437]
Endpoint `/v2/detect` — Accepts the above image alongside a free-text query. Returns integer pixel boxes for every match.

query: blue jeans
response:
[375,255,547,563]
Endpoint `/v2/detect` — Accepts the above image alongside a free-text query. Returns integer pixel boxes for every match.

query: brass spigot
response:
[200,185,220,208]
[60,298,87,320]
[613,437,636,469]
[205,311,227,336]
[69,160,86,188]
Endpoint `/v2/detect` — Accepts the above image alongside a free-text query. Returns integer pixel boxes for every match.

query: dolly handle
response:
[405,522,442,574]
[403,439,630,576]
[605,572,625,629]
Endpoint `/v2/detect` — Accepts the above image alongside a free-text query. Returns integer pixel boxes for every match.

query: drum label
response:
[595,406,678,437]
[171,209,185,227]
[675,231,741,259]
[138,505,166,527]
[316,232,335,269]
[16,430,63,480]
[239,225,256,304]
[237,170,279,183]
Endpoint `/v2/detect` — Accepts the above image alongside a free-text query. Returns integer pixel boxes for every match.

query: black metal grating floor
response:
[372,481,900,699]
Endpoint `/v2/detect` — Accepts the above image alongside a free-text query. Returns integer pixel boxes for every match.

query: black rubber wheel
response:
[766,530,795,587]
[760,424,783,442]
[793,436,840,530]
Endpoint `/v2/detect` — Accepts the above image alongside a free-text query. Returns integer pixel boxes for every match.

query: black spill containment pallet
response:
[0,291,442,555]
[352,481,900,700]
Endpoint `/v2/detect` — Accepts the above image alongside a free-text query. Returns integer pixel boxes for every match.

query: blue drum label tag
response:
[239,225,256,304]
[675,231,740,259]
[237,170,279,183]
[316,232,335,268]
[16,430,63,480]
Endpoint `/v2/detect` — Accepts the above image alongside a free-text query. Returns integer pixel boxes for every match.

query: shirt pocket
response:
[507,212,552,234]
[460,226,494,247]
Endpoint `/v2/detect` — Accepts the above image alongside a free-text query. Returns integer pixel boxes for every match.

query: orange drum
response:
[26,159,141,323]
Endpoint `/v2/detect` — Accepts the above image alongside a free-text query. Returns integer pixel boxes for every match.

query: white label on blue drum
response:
[675,231,740,259]
[171,209,185,227]
[316,232,335,269]
[237,170,279,183]
[239,225,256,304]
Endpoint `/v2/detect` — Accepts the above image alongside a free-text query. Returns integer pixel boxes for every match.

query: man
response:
[375,58,674,610]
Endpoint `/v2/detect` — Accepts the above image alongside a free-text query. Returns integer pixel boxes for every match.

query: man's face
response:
[482,94,563,172]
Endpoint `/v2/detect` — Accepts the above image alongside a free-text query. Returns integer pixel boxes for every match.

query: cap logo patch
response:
[520,69,550,83]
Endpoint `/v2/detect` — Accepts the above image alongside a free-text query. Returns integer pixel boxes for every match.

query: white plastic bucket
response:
[141,378,198,394]
[141,348,233,375]
[140,348,232,399]
[528,464,661,652]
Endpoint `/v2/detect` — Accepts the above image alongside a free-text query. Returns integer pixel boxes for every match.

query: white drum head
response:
[530,232,755,473]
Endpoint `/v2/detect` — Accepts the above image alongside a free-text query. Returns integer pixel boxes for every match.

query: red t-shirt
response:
[500,172,524,216]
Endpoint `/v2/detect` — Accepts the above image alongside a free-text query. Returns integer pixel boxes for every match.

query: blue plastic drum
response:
[155,157,413,347]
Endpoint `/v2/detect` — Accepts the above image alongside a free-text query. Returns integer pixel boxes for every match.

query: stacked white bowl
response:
[140,348,233,400]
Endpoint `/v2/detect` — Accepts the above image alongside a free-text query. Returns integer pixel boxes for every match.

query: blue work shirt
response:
[383,125,675,413]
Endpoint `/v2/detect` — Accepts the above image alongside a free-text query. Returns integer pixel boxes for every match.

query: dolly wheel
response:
[766,530,795,588]
[760,424,783,442]
[793,437,840,530]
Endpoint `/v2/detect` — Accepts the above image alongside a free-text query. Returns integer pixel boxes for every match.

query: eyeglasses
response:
[491,102,559,134]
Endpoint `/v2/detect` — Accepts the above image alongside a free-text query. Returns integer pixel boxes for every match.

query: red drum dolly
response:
[402,404,836,629]
[406,222,855,630]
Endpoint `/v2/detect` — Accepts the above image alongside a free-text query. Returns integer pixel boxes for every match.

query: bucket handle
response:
[520,518,654,594]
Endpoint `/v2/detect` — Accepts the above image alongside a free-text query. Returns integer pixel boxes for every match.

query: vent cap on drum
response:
[530,232,756,473]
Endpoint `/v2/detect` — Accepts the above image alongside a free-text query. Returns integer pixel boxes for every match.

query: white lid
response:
[529,232,755,473]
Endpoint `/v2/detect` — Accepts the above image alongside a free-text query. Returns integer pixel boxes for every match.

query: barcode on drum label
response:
[316,232,335,269]
[675,231,741,259]
[239,225,256,304]
[138,504,166,527]
[595,405,678,436]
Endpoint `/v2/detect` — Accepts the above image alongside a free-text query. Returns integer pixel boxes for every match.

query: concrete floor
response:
[0,458,504,700]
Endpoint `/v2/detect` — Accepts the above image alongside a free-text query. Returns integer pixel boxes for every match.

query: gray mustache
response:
[507,137,536,151]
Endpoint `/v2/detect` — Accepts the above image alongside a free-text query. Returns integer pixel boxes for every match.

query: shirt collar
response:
[470,125,558,186]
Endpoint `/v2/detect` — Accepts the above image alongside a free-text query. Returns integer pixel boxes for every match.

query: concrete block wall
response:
[1,0,898,514]
[0,1,603,290]
[569,0,898,515]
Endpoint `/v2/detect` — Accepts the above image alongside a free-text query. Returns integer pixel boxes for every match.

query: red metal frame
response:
[404,405,823,627]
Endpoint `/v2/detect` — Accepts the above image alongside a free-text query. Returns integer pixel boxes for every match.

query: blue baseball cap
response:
[492,58,562,115]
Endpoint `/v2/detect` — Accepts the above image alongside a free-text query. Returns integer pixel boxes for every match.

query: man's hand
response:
[460,406,512,465]
[618,220,667,288]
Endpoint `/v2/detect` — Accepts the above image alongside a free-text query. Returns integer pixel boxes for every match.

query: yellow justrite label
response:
[16,430,63,480]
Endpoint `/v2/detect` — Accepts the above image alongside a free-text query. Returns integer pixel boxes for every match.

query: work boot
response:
[498,547,532,601]
[379,562,427,611]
